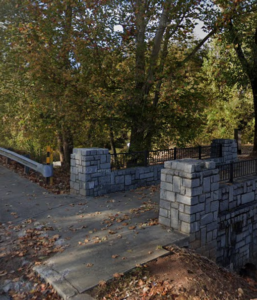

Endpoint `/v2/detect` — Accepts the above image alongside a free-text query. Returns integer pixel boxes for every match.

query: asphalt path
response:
[0,165,188,300]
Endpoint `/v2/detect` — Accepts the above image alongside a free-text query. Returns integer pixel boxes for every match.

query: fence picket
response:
[110,144,222,170]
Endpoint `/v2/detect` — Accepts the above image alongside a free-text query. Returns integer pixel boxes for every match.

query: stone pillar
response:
[211,139,237,163]
[70,148,110,197]
[159,159,220,260]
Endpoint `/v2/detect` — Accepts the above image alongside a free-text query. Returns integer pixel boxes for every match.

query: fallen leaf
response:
[0,271,7,276]
[52,234,60,240]
[86,263,94,268]
[108,230,117,235]
[99,280,106,286]
[129,226,136,230]
[113,272,123,278]
[138,279,144,286]
[112,254,119,259]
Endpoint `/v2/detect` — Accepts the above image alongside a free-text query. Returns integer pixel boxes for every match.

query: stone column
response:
[159,159,220,260]
[70,148,111,197]
[211,139,237,163]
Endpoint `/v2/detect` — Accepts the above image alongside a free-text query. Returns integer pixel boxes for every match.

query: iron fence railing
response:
[110,144,222,170]
[217,159,257,183]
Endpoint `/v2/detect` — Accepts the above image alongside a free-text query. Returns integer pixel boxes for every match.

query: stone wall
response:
[70,148,163,196]
[217,181,257,269]
[159,158,257,270]
[70,139,237,197]
[209,139,237,164]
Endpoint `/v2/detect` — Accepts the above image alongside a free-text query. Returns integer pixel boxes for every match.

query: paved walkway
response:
[0,165,188,300]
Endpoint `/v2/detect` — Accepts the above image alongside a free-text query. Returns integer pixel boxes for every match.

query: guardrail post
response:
[199,145,202,160]
[174,147,177,160]
[229,162,234,183]
[46,146,53,185]
[23,154,30,175]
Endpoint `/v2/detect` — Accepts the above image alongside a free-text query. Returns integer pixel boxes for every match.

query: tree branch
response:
[144,2,172,95]
[228,21,251,76]
[177,28,217,68]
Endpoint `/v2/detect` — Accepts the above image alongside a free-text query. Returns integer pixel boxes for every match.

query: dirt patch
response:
[90,246,257,300]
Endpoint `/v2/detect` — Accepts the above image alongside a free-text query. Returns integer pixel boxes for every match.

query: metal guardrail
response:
[0,147,53,177]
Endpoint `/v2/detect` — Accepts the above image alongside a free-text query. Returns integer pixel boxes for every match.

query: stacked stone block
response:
[159,157,257,270]
[217,179,257,270]
[70,139,237,198]
[210,139,237,164]
[70,148,110,196]
[109,165,163,193]
[70,148,163,197]
[159,159,220,260]
[217,204,257,270]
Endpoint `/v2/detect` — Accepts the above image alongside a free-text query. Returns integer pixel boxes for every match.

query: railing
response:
[0,147,53,178]
[217,159,257,183]
[110,144,222,170]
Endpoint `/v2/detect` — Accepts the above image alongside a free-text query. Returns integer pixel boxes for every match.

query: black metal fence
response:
[110,144,222,170]
[217,159,257,183]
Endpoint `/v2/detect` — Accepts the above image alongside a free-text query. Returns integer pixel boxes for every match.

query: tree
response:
[212,0,257,153]
[0,0,221,161]
[113,0,217,151]
[198,39,254,143]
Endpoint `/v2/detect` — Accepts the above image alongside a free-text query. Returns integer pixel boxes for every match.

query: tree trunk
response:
[57,133,64,164]
[62,130,73,169]
[130,123,146,152]
[109,122,119,168]
[251,81,257,155]
[57,130,73,169]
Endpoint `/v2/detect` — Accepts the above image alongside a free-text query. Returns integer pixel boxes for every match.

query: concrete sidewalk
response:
[0,165,188,300]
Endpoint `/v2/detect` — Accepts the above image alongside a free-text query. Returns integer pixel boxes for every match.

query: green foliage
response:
[196,39,254,144]
[1,0,257,161]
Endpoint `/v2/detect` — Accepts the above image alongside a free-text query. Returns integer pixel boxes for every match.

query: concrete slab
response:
[0,165,188,299]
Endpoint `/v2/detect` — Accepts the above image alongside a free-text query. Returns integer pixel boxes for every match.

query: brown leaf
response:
[113,272,123,278]
[108,230,117,235]
[129,226,136,230]
[0,270,7,276]
[86,263,94,268]
[52,234,60,240]
[99,280,106,286]
[138,279,144,286]
[112,254,119,259]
